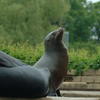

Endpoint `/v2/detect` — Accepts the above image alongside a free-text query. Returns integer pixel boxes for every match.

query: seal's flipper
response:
[48,89,61,96]
[56,89,61,96]
[0,51,27,68]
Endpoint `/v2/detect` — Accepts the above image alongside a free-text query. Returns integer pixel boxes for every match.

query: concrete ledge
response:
[60,82,100,90]
[96,70,100,76]
[64,76,100,83]
[67,69,100,76]
[61,90,100,97]
[60,82,87,90]
[0,97,100,100]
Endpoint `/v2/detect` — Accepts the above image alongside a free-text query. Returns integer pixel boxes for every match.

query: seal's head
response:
[44,28,66,52]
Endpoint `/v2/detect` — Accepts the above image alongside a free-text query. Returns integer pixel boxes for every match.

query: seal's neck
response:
[45,42,66,53]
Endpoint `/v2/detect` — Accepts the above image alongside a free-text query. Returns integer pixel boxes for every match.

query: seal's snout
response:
[55,28,64,41]
[57,28,64,33]
[45,28,64,42]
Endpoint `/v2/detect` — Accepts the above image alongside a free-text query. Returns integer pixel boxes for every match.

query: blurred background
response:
[0,0,100,74]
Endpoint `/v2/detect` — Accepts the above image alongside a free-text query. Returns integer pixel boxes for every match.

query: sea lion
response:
[0,66,50,98]
[0,28,68,98]
[0,51,27,67]
[34,28,68,96]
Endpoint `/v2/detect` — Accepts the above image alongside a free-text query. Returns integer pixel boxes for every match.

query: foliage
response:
[0,41,100,75]
[92,2,100,40]
[0,0,99,43]
[0,0,100,75]
[69,42,100,75]
[0,0,68,45]
[63,0,100,42]
[0,41,44,65]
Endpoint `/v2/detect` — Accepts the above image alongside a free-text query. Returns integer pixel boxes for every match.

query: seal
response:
[0,28,68,98]
[0,51,27,68]
[34,28,68,96]
[0,66,50,98]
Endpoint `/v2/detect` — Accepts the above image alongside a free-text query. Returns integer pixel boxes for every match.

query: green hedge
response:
[0,42,44,65]
[69,42,100,75]
[0,42,100,75]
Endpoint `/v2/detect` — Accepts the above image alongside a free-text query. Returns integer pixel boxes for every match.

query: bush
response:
[0,42,44,65]
[69,42,100,75]
[0,41,100,75]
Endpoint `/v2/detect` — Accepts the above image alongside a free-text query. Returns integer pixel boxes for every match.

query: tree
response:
[63,0,98,42]
[0,0,68,45]
[93,2,100,41]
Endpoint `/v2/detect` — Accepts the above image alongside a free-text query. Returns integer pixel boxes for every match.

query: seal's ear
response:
[55,28,64,41]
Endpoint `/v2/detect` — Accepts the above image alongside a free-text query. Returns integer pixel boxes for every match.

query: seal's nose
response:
[57,28,64,33]
[55,28,64,41]
[45,28,64,41]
